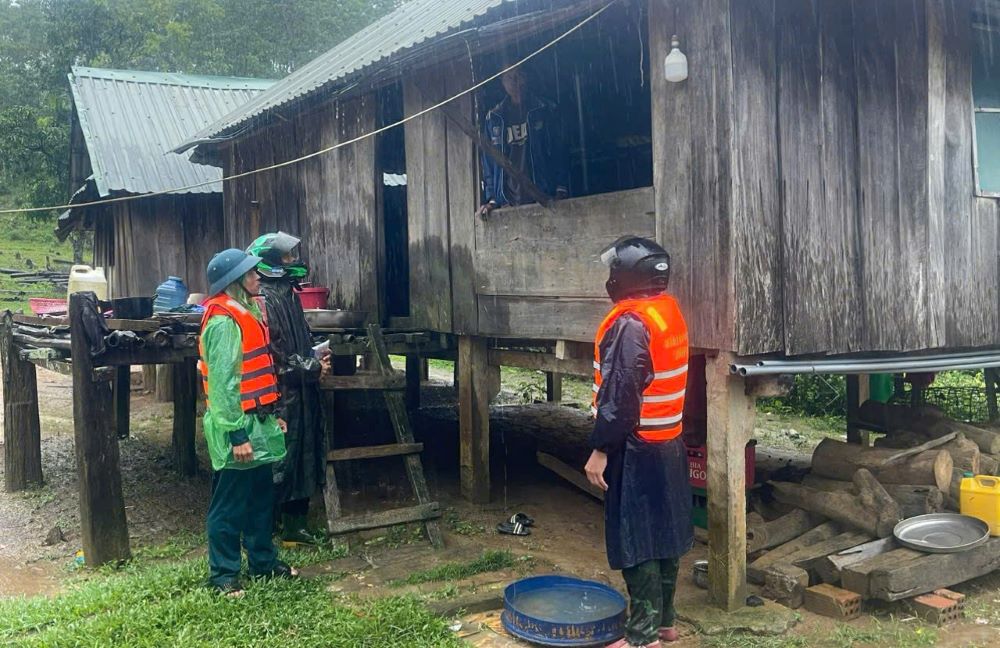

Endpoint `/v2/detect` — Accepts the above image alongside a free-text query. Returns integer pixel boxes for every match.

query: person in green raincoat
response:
[200,248,298,595]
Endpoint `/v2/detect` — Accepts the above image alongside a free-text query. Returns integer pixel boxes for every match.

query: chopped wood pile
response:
[754,400,1000,621]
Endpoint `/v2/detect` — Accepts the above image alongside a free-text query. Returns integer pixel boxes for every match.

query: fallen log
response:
[867,537,1000,601]
[861,401,1000,454]
[747,509,825,554]
[770,469,901,537]
[815,537,897,585]
[841,548,925,598]
[981,453,999,475]
[800,475,943,518]
[761,531,872,608]
[874,433,981,474]
[748,521,842,584]
[811,438,952,491]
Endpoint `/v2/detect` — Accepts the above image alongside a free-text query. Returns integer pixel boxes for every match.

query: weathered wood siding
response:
[650,0,997,355]
[476,188,654,341]
[222,94,378,317]
[93,194,223,298]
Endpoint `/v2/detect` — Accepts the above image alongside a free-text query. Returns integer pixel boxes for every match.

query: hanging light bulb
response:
[664,35,688,83]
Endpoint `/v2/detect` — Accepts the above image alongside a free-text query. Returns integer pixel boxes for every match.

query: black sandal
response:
[254,560,300,580]
[508,512,535,527]
[497,520,531,536]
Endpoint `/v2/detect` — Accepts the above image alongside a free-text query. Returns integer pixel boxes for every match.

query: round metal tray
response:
[501,575,626,646]
[893,513,990,553]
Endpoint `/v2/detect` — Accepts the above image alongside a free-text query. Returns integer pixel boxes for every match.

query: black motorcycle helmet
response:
[600,236,671,302]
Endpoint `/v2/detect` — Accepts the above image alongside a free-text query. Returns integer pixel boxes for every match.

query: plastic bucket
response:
[295,286,330,309]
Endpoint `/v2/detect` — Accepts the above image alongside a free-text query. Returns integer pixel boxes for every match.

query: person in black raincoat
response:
[247,232,330,545]
[585,236,693,648]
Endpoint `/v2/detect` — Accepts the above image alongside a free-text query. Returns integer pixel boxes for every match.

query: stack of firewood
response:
[749,401,1000,616]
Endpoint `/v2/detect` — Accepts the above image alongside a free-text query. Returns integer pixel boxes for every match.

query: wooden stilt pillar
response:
[545,372,563,403]
[172,359,198,477]
[405,354,421,410]
[705,351,755,612]
[142,365,157,392]
[458,337,497,503]
[420,357,429,381]
[156,364,173,402]
[114,366,130,439]
[1,313,43,491]
[69,293,130,566]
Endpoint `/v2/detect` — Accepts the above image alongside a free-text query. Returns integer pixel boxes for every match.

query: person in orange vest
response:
[199,248,297,596]
[585,236,693,647]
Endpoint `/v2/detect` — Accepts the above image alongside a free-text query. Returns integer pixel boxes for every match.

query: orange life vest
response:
[198,294,280,413]
[592,294,689,442]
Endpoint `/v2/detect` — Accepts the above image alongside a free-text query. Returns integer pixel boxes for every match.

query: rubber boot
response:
[280,513,324,546]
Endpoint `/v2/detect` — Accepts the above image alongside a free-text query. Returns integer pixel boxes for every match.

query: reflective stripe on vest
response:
[198,294,280,413]
[592,294,689,443]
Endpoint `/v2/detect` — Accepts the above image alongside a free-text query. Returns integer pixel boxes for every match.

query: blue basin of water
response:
[501,575,626,646]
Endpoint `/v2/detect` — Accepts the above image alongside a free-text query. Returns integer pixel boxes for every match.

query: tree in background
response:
[0,0,398,212]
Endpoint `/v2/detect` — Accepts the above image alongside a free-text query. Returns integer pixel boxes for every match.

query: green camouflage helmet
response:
[246,231,305,278]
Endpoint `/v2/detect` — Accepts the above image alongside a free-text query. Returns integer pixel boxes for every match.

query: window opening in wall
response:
[474,0,651,212]
[973,17,1000,196]
[377,81,409,317]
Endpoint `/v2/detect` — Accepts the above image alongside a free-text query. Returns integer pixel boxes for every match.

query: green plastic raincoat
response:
[201,288,286,471]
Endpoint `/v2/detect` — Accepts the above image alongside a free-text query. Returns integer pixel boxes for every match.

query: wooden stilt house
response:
[179,0,1000,610]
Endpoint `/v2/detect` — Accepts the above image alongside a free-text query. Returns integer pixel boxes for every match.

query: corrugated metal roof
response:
[69,66,275,196]
[185,0,514,144]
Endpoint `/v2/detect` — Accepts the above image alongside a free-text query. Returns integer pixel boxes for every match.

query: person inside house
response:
[584,236,693,647]
[199,248,297,596]
[247,232,331,546]
[477,62,569,217]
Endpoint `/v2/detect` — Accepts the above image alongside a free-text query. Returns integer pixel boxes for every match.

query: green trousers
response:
[207,464,279,588]
[621,558,680,645]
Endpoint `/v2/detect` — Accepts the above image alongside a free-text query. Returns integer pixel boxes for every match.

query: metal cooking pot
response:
[303,309,368,330]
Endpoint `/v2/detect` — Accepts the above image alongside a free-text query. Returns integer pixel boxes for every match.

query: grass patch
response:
[443,508,485,536]
[392,550,515,586]
[278,539,350,568]
[0,553,460,647]
[703,634,809,648]
[829,619,937,648]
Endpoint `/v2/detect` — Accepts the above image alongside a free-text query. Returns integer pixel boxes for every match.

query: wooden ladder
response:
[321,323,443,548]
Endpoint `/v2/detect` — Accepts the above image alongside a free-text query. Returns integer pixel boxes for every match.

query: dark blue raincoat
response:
[591,313,693,571]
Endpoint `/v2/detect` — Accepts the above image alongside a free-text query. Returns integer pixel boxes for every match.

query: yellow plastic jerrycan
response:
[960,473,1000,536]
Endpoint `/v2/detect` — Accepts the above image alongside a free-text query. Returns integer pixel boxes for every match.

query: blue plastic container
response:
[501,575,626,646]
[153,276,189,312]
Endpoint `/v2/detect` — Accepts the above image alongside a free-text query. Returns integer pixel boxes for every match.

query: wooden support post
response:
[405,354,421,410]
[114,366,130,439]
[172,359,198,477]
[458,336,498,503]
[142,365,157,392]
[69,293,130,565]
[545,372,563,403]
[986,368,999,423]
[705,351,755,612]
[1,312,43,491]
[155,364,173,402]
[420,357,429,381]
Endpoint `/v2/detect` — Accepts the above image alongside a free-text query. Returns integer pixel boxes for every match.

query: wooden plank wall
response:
[475,188,654,341]
[403,68,454,331]
[713,0,996,355]
[95,195,222,298]
[650,0,736,352]
[222,96,378,317]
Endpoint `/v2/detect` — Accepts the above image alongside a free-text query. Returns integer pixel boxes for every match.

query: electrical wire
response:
[0,0,617,216]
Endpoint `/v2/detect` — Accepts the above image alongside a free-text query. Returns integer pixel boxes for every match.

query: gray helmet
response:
[207,248,262,296]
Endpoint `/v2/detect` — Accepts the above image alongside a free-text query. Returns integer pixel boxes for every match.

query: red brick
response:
[804,583,862,621]
[909,593,963,626]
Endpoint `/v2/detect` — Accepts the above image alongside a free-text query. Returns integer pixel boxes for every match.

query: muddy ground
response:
[2,367,1000,647]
